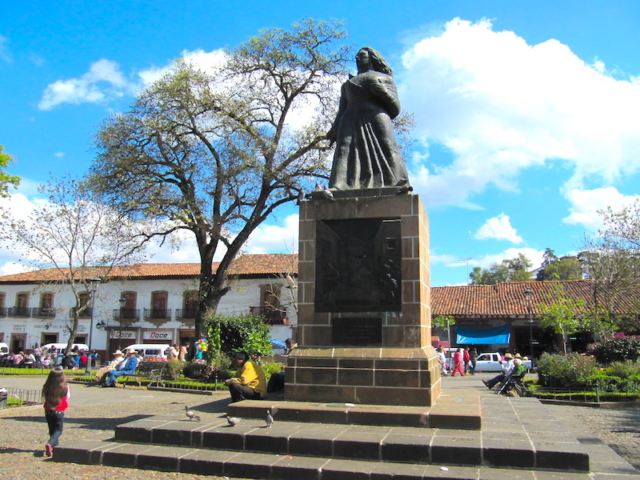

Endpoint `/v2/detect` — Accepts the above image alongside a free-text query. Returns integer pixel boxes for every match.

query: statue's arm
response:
[369,75,401,119]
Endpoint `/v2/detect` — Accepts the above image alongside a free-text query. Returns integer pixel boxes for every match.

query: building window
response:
[146,291,169,320]
[179,290,198,319]
[121,291,138,320]
[38,292,55,317]
[0,292,5,317]
[250,285,286,325]
[76,292,91,317]
[14,292,30,317]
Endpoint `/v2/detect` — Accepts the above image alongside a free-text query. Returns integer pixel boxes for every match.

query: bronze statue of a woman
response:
[327,47,410,190]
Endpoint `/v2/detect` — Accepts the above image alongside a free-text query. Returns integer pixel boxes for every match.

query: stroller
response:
[497,372,528,397]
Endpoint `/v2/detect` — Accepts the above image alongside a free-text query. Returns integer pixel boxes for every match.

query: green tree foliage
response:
[203,313,273,359]
[469,253,532,285]
[537,256,583,281]
[579,200,640,333]
[0,145,20,197]
[537,284,585,355]
[88,19,350,340]
[0,176,146,351]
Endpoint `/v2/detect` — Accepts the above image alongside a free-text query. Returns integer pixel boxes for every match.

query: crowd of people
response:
[0,344,100,369]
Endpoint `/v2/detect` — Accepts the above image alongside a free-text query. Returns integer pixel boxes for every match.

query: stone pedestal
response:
[286,192,441,406]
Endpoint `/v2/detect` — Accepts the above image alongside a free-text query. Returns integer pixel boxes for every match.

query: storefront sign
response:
[143,331,172,341]
[109,330,137,340]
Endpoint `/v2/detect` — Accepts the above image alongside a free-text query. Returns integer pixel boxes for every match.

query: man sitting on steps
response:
[224,351,267,402]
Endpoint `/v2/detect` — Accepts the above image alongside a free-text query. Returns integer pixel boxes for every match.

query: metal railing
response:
[175,308,197,319]
[143,308,172,321]
[7,307,31,317]
[112,308,140,321]
[0,388,43,407]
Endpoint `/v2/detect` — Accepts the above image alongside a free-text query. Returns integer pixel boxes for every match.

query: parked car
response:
[41,343,90,366]
[474,352,532,372]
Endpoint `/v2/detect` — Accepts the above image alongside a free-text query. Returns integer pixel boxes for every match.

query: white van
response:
[122,344,170,360]
[0,343,8,355]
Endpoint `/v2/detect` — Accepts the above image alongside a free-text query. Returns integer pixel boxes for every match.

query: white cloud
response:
[399,18,640,207]
[54,152,64,158]
[244,214,299,254]
[562,187,640,231]
[39,59,135,110]
[474,213,523,243]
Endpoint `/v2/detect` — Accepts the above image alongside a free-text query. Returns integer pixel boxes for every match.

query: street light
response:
[86,277,101,373]
[524,288,534,371]
[118,297,126,352]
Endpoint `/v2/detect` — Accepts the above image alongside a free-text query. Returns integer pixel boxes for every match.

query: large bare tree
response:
[88,19,350,340]
[0,177,146,351]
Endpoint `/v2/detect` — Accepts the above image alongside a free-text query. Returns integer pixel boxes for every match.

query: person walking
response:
[451,348,465,377]
[463,347,471,374]
[469,347,478,375]
[42,368,70,457]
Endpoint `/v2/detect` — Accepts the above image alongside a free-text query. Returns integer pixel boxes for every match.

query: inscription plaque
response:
[316,218,402,312]
[332,317,382,346]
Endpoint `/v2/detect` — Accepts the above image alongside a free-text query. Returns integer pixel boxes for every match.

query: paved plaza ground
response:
[0,373,638,480]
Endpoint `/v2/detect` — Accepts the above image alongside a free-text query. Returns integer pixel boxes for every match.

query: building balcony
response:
[250,306,288,325]
[112,308,140,322]
[0,307,7,317]
[176,308,197,320]
[143,308,172,321]
[69,307,93,318]
[32,307,55,318]
[8,307,31,317]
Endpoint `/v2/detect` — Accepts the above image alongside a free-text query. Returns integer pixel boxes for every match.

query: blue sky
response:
[2,0,640,286]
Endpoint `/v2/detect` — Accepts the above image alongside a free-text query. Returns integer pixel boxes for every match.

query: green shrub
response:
[589,336,640,364]
[203,313,273,359]
[201,353,232,382]
[536,352,599,388]
[165,359,185,381]
[183,361,207,379]
[603,360,640,379]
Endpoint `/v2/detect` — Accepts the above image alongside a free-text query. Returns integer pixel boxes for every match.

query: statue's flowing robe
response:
[329,71,410,190]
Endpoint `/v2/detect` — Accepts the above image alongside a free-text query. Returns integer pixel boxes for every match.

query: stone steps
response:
[51,392,605,479]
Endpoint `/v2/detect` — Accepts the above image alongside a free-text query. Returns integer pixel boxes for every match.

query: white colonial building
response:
[0,254,297,359]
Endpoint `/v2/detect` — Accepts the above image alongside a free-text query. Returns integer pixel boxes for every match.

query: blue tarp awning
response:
[456,324,510,345]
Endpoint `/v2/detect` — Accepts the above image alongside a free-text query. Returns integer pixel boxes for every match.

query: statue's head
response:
[358,47,393,76]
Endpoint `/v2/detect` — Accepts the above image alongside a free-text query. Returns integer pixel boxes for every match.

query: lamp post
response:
[86,277,101,373]
[524,289,534,370]
[118,297,126,352]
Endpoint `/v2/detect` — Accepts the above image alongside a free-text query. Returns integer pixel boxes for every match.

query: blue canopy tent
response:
[455,324,510,345]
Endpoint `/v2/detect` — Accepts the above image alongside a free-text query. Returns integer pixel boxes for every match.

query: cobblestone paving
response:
[1,375,639,479]
[0,388,235,480]
[548,403,640,471]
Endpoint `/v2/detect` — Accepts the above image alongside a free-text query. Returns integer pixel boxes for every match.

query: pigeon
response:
[314,182,323,192]
[226,415,241,427]
[185,406,201,422]
[266,408,275,428]
[321,185,335,201]
[296,190,307,206]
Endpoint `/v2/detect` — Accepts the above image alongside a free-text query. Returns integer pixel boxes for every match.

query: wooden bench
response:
[120,361,167,388]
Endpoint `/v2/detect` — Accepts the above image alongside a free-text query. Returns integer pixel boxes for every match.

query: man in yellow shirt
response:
[224,351,267,402]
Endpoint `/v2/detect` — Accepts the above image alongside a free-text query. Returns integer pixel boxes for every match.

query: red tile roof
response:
[0,254,299,284]
[431,280,639,317]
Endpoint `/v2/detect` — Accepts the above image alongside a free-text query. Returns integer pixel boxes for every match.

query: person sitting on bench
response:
[483,353,514,389]
[102,349,139,387]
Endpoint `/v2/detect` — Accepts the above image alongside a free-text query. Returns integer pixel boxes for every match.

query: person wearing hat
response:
[94,350,125,384]
[483,353,515,390]
[102,349,139,387]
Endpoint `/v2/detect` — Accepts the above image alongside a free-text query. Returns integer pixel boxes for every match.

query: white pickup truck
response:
[474,353,532,372]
